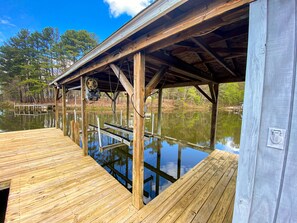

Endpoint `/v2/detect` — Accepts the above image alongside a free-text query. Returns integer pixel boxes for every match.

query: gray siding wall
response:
[233,0,297,222]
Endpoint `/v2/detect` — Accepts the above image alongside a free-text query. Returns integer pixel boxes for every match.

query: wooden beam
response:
[60,0,252,84]
[191,37,238,77]
[105,92,113,101]
[163,81,203,88]
[145,66,168,98]
[210,84,219,149]
[157,88,162,136]
[61,85,67,136]
[110,64,133,97]
[146,53,214,83]
[193,54,246,66]
[73,122,80,146]
[54,87,59,129]
[195,85,214,104]
[145,7,249,54]
[81,76,88,156]
[209,84,217,104]
[132,51,145,210]
[126,94,130,127]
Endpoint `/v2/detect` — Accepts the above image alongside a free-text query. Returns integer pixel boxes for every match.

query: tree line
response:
[0,27,98,103]
[0,27,244,106]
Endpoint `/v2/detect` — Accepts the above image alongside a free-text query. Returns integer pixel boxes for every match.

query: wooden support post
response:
[157,88,163,136]
[96,115,102,148]
[81,76,88,156]
[73,122,80,146]
[210,84,219,149]
[132,51,145,210]
[126,94,130,127]
[62,85,67,136]
[54,87,59,128]
[70,120,75,141]
[234,0,297,222]
[112,95,117,124]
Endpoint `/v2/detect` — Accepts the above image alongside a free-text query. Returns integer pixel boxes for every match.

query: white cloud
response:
[0,19,16,27]
[103,0,154,18]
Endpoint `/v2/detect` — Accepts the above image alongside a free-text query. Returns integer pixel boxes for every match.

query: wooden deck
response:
[0,128,237,223]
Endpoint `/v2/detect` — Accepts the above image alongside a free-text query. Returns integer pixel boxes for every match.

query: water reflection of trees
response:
[160,110,242,148]
[0,111,55,131]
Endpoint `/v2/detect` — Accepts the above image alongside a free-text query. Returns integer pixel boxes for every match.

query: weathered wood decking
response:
[0,128,237,222]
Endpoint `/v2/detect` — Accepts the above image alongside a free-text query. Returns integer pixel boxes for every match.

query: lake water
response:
[0,109,242,203]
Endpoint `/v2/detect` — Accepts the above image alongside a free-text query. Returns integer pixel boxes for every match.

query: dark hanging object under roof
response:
[86,77,100,101]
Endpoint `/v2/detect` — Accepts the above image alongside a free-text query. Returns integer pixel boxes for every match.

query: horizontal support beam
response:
[147,53,214,83]
[104,123,151,140]
[60,0,252,84]
[145,6,249,54]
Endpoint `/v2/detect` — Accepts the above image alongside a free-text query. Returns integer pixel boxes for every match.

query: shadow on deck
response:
[0,128,237,222]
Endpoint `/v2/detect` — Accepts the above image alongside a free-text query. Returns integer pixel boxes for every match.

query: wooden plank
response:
[145,66,168,98]
[151,152,232,223]
[110,64,134,97]
[100,143,127,152]
[61,85,67,136]
[0,128,133,223]
[100,128,132,146]
[60,0,253,84]
[1,128,237,223]
[81,76,88,156]
[0,180,10,190]
[207,170,238,223]
[175,157,237,222]
[126,150,225,222]
[222,195,235,223]
[132,51,145,210]
[103,122,151,139]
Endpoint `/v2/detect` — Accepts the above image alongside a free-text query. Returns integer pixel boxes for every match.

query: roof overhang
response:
[50,0,188,86]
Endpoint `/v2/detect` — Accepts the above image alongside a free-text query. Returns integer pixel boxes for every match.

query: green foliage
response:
[219,83,244,106]
[0,27,98,103]
[161,83,244,107]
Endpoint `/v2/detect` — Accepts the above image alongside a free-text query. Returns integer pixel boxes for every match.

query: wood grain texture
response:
[132,52,145,210]
[80,76,88,156]
[110,64,134,97]
[233,0,268,221]
[1,128,237,223]
[125,150,238,223]
[54,87,59,129]
[210,84,219,149]
[62,85,67,136]
[234,0,297,222]
[0,128,135,223]
[126,94,130,127]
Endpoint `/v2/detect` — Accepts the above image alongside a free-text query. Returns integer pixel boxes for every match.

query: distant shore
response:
[0,100,242,113]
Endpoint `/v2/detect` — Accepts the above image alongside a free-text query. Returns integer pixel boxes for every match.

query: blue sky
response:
[0,0,153,44]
